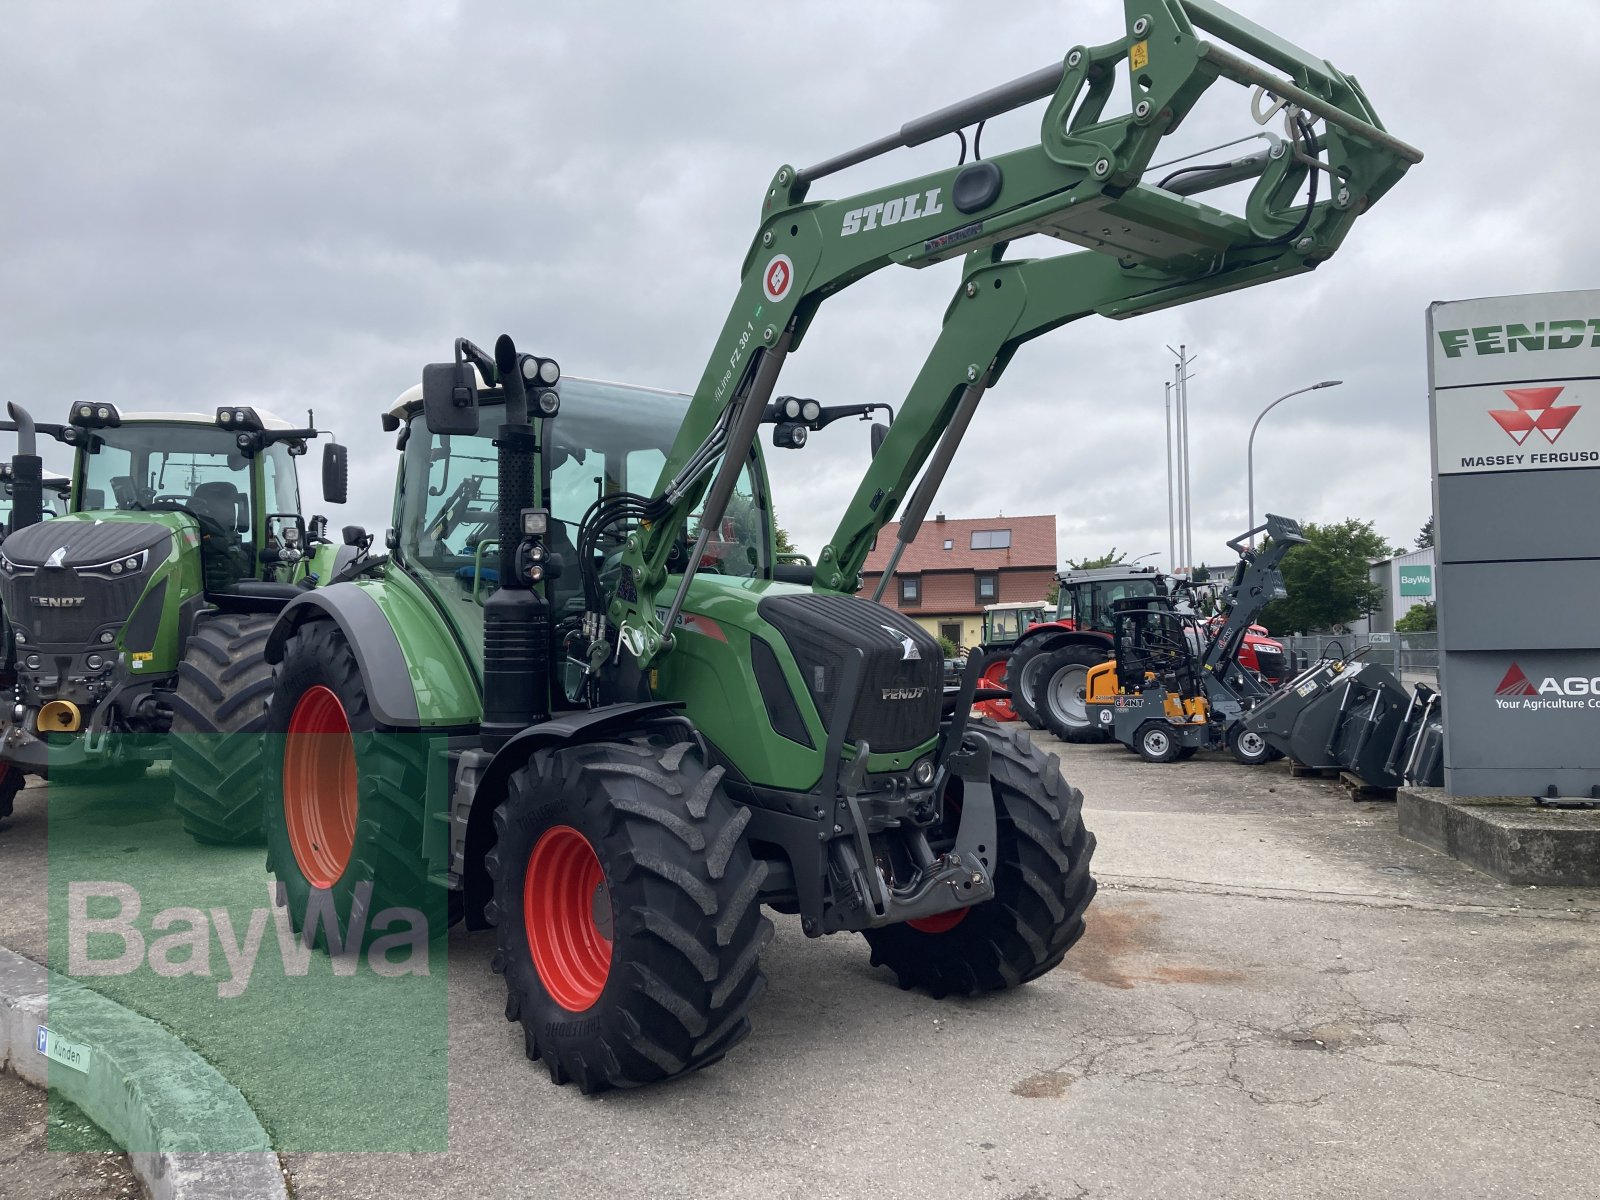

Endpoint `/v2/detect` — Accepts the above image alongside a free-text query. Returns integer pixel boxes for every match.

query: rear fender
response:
[265,576,479,728]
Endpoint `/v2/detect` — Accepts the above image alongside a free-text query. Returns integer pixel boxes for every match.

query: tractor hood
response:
[0,513,179,570]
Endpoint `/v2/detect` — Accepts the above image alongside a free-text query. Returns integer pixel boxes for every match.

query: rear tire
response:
[862,721,1096,997]
[488,733,773,1093]
[263,621,433,952]
[1134,721,1180,763]
[1227,724,1273,766]
[1034,645,1110,744]
[169,612,277,845]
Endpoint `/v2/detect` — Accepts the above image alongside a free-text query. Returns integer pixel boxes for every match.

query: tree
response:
[1415,515,1435,550]
[1065,548,1127,570]
[1395,601,1437,633]
[936,634,959,659]
[1258,519,1390,634]
[1044,579,1060,606]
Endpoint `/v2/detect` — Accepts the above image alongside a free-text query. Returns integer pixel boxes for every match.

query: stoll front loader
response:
[259,0,1418,1092]
[0,401,349,836]
[1083,515,1306,762]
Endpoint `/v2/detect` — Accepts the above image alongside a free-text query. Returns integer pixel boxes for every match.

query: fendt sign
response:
[1429,289,1600,797]
[1434,299,1600,476]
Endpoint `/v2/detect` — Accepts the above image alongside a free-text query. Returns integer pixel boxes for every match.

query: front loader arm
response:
[604,0,1419,666]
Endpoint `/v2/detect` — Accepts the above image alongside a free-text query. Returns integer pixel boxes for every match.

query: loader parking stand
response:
[3,3,1599,1199]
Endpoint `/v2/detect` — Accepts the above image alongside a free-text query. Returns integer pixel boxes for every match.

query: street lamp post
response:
[1247,380,1344,542]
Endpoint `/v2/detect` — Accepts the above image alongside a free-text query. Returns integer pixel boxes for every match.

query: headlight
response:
[24,654,40,670]
[98,631,114,644]
[912,757,936,786]
[86,654,104,670]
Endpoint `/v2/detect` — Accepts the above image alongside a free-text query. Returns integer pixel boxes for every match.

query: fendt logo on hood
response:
[1494,662,1600,710]
[1489,387,1580,446]
[879,623,921,662]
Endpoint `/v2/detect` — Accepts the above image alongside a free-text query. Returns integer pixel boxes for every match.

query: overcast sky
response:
[4,0,1595,573]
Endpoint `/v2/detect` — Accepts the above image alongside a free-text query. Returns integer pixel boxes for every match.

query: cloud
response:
[3,0,1594,576]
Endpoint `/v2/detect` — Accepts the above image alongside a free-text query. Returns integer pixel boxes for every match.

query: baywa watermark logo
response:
[67,881,430,998]
[1493,663,1600,711]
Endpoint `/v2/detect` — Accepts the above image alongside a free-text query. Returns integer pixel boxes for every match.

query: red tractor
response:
[999,566,1287,742]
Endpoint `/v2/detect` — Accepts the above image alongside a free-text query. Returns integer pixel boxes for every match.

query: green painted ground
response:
[45,739,448,1152]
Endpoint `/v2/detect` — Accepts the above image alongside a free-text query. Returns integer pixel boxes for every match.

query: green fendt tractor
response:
[0,433,69,818]
[0,401,349,838]
[259,0,1418,1092]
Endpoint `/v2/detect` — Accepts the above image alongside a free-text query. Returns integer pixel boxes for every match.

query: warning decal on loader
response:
[763,255,793,303]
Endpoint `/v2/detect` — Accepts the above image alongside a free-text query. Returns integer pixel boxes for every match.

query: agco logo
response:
[1489,387,1579,446]
[1495,662,1600,710]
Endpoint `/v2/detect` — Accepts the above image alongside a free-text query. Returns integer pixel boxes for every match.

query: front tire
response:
[169,612,277,845]
[1034,645,1110,744]
[1003,640,1052,730]
[1227,724,1274,766]
[263,621,433,951]
[862,721,1096,997]
[488,733,773,1093]
[1135,721,1180,763]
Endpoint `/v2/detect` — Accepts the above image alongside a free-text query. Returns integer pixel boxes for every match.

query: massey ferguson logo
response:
[31,596,84,608]
[1494,662,1600,711]
[881,686,927,702]
[1489,387,1579,446]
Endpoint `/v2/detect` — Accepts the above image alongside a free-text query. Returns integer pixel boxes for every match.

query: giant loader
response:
[259,0,1418,1092]
[0,402,349,837]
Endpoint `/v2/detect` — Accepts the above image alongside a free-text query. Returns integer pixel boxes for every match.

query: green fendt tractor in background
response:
[1,464,69,528]
[259,0,1418,1092]
[0,401,348,837]
[0,428,69,818]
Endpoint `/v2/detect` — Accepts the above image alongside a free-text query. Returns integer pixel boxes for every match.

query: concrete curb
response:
[1399,786,1600,886]
[0,946,287,1200]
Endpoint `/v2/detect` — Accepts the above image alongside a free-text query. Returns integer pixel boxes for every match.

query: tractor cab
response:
[387,376,774,673]
[981,600,1047,646]
[0,465,68,530]
[1053,566,1168,634]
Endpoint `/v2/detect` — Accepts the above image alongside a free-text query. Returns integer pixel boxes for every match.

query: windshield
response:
[80,423,252,520]
[0,482,67,524]
[398,378,772,618]
[1060,578,1165,632]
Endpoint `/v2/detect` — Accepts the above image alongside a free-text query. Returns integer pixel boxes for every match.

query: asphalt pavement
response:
[3,738,1597,1199]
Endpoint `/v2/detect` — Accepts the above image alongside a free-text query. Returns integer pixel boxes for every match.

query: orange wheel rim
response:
[908,907,968,934]
[525,825,612,1012]
[909,791,970,934]
[283,685,358,889]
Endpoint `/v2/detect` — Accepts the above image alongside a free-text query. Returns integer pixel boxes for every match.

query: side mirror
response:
[342,525,369,548]
[322,442,348,506]
[870,422,890,458]
[422,362,480,436]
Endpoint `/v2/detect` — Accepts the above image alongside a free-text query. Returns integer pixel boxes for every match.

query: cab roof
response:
[385,374,687,422]
[110,411,299,431]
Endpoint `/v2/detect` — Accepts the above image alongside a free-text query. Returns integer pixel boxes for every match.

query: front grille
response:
[1,569,149,645]
[757,592,942,754]
[1253,649,1287,681]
